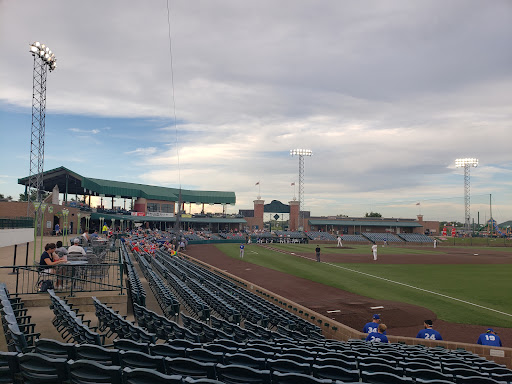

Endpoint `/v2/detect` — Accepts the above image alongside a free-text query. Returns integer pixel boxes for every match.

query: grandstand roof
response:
[18,166,236,204]
[90,212,246,223]
[308,219,422,227]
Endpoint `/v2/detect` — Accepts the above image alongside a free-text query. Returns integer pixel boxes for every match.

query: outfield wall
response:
[186,254,512,368]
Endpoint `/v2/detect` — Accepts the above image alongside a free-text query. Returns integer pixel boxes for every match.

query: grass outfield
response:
[215,243,512,328]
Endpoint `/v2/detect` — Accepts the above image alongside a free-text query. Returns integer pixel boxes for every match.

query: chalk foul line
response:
[260,244,512,318]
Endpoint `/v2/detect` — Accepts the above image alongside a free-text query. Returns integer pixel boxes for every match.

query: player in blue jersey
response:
[239,244,245,258]
[477,329,502,347]
[366,324,389,343]
[363,314,386,334]
[416,320,443,340]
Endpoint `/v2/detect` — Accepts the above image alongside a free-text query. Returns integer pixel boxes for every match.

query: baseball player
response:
[416,320,443,340]
[365,324,389,343]
[315,245,321,262]
[372,244,378,261]
[239,244,245,258]
[363,314,386,334]
[337,236,343,247]
[477,328,502,347]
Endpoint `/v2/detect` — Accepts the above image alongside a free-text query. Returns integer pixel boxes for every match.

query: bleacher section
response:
[306,232,336,241]
[275,231,306,239]
[218,233,245,240]
[340,234,369,242]
[363,233,404,243]
[398,233,434,243]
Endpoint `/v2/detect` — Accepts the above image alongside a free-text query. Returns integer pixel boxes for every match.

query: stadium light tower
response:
[290,149,312,230]
[455,158,478,233]
[27,41,57,252]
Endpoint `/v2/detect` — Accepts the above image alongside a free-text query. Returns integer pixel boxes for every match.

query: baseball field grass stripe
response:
[215,243,512,327]
[321,261,512,318]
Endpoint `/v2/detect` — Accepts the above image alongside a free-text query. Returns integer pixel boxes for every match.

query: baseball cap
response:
[487,328,497,333]
[73,238,80,244]
[372,314,380,320]
[424,320,433,326]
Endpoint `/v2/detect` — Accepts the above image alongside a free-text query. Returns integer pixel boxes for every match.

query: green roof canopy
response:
[18,166,236,205]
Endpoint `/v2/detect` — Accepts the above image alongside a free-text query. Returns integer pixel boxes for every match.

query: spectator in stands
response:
[239,243,245,258]
[315,245,321,262]
[39,243,66,272]
[365,324,389,343]
[68,238,86,255]
[102,223,108,234]
[363,314,385,334]
[337,236,342,247]
[372,243,378,260]
[81,231,89,245]
[90,230,99,239]
[477,328,502,347]
[55,240,68,261]
[416,320,443,340]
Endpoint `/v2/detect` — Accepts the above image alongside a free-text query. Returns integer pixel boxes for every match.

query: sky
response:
[0,0,511,223]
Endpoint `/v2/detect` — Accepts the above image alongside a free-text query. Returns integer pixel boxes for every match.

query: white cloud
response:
[1,0,511,221]
[125,147,158,156]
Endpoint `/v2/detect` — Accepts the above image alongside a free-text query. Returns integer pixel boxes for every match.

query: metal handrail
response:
[1,263,124,297]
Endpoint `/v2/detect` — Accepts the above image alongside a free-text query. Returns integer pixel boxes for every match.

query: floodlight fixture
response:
[455,158,478,168]
[290,149,313,156]
[290,148,313,230]
[455,157,479,233]
[29,41,57,71]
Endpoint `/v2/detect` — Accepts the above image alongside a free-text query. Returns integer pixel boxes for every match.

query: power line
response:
[166,0,181,188]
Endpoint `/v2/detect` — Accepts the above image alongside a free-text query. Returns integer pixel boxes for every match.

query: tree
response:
[365,212,382,218]
[0,194,13,202]
[18,190,50,202]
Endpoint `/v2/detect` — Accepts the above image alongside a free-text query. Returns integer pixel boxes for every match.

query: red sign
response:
[442,227,447,236]
[131,212,145,216]
[451,228,456,237]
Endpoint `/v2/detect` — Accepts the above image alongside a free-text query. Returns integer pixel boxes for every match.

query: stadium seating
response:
[398,233,434,243]
[363,233,404,243]
[306,231,336,241]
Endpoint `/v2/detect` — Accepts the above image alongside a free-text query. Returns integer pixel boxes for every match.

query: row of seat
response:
[133,248,203,318]
[306,232,337,241]
[122,243,146,307]
[22,336,512,384]
[93,297,157,344]
[163,249,322,337]
[397,233,434,243]
[0,351,227,384]
[1,284,40,353]
[363,233,403,243]
[132,249,181,317]
[50,290,105,346]
[133,303,211,343]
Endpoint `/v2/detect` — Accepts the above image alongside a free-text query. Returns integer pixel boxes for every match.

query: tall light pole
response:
[27,41,57,246]
[455,158,478,233]
[290,149,312,230]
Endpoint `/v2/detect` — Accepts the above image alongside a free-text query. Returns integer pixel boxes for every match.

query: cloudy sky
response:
[1,0,511,222]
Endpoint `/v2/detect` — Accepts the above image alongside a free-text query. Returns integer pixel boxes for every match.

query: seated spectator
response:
[365,324,389,343]
[477,328,502,347]
[416,320,443,340]
[68,238,86,255]
[90,230,99,239]
[55,241,68,262]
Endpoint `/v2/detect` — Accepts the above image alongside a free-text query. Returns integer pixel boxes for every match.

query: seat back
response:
[67,359,122,384]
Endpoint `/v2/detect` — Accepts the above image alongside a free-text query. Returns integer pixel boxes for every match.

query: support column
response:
[253,199,265,231]
[289,200,300,231]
